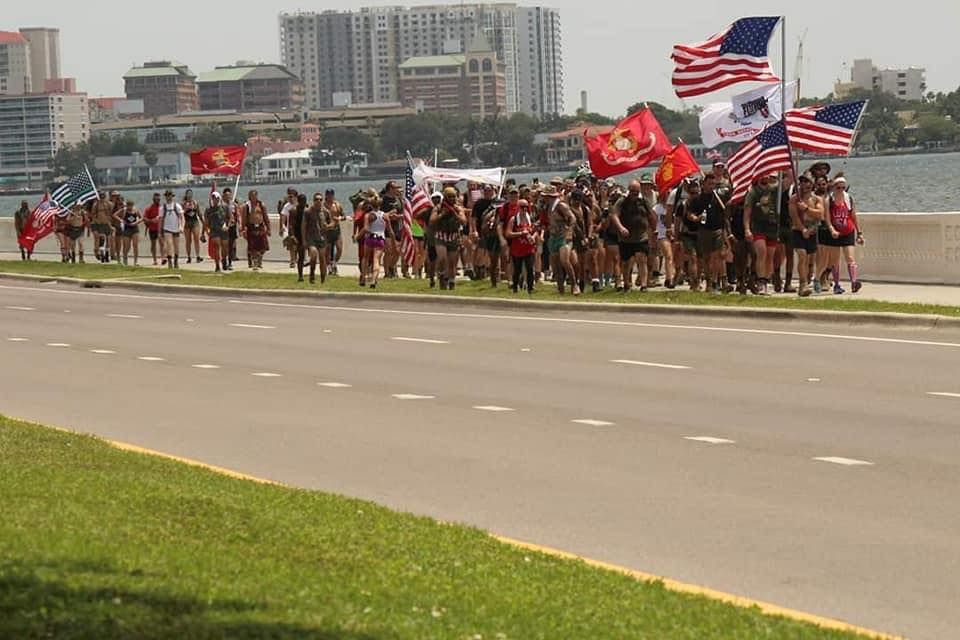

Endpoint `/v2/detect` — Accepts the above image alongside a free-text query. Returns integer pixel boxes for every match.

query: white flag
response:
[700,81,798,149]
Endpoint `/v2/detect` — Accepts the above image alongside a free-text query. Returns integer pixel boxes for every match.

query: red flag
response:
[655,143,702,196]
[18,195,63,252]
[584,108,672,179]
[190,146,247,176]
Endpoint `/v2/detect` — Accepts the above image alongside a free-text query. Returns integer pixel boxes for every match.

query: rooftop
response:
[198,64,299,84]
[261,149,313,161]
[399,54,467,70]
[0,31,28,45]
[124,62,195,80]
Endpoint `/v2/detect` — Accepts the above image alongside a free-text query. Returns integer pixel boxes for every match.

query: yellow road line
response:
[29,421,903,640]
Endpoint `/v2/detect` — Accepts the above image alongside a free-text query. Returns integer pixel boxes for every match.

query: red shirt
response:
[509,210,537,258]
[143,203,161,231]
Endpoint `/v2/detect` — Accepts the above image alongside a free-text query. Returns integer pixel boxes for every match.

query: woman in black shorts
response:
[113,200,142,266]
[182,189,203,264]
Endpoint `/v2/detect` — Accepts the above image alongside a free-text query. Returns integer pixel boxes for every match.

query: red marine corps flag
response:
[584,107,672,179]
[655,142,703,196]
[190,146,247,176]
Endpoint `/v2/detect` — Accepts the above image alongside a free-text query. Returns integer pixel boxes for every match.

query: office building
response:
[398,34,507,119]
[123,61,198,117]
[0,92,88,186]
[845,58,927,102]
[0,32,32,95]
[197,63,305,112]
[279,4,563,117]
[516,7,563,118]
[19,28,60,89]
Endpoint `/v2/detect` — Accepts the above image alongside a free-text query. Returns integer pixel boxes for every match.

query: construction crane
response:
[795,28,809,100]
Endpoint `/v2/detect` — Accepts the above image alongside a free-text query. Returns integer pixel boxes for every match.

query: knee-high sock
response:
[847,260,859,284]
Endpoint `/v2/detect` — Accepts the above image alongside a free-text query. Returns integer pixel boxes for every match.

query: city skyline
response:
[3,1,960,116]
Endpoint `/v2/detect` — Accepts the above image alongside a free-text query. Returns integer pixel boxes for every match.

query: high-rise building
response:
[279,4,562,117]
[18,28,60,90]
[197,63,305,112]
[844,58,927,102]
[516,7,563,119]
[0,32,32,95]
[0,92,88,185]
[123,61,198,117]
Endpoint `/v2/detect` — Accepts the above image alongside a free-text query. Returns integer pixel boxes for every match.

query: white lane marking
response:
[192,364,221,370]
[391,337,451,345]
[392,394,435,401]
[927,392,960,399]
[251,372,283,378]
[807,378,822,383]
[230,323,276,330]
[813,457,875,467]
[186,319,195,323]
[63,310,71,314]
[6,306,35,311]
[107,313,142,319]
[90,349,116,355]
[7,337,29,342]
[572,419,615,427]
[138,356,166,362]
[227,299,960,350]
[46,343,71,348]
[520,348,532,353]
[318,382,352,389]
[685,436,736,445]
[0,284,217,303]
[323,329,333,334]
[473,406,515,413]
[611,359,692,370]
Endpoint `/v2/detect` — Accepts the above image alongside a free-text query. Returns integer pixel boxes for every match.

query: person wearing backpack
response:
[825,176,864,294]
[506,199,539,294]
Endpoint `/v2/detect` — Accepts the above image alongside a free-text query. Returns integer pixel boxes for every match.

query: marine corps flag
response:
[190,146,247,176]
[584,108,671,179]
[655,143,702,196]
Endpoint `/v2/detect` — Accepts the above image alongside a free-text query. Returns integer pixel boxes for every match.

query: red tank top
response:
[510,212,537,258]
[829,194,855,235]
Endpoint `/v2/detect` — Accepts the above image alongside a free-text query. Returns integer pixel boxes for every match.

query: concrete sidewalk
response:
[3,251,959,308]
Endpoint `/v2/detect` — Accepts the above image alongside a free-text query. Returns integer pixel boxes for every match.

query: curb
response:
[2,271,958,329]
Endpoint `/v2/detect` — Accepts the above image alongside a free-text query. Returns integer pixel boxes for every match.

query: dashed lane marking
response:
[572,419,615,427]
[813,457,875,467]
[6,306,35,311]
[6,337,29,342]
[684,437,736,445]
[611,359,692,370]
[251,372,283,378]
[192,364,221,370]
[107,314,142,319]
[392,394,435,401]
[230,323,276,330]
[46,343,70,348]
[473,406,515,413]
[391,337,451,345]
[137,356,166,362]
[318,382,352,389]
[927,392,960,399]
[90,349,116,355]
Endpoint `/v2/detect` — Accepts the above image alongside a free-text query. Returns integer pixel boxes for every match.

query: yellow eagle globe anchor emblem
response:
[602,127,658,166]
[210,149,241,170]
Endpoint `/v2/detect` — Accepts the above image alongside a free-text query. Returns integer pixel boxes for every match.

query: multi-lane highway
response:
[2,280,958,639]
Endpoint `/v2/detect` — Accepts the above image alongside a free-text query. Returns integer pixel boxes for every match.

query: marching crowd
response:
[12,160,865,297]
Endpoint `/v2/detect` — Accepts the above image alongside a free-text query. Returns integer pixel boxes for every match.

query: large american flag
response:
[402,163,432,265]
[50,166,98,210]
[17,194,65,252]
[785,100,869,155]
[727,120,794,204]
[672,17,781,99]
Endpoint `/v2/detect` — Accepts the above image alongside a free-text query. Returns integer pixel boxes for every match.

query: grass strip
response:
[0,416,879,639]
[2,260,957,318]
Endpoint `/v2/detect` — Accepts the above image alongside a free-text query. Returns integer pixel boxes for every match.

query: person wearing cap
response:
[687,174,730,293]
[240,190,271,272]
[824,175,864,294]
[90,192,115,263]
[380,180,406,279]
[809,162,831,180]
[420,191,443,288]
[112,199,143,266]
[64,203,87,264]
[568,188,597,293]
[141,193,162,266]
[302,193,336,285]
[505,197,539,294]
[542,184,580,295]
[638,174,661,288]
[471,184,502,286]
[743,174,783,294]
[429,187,467,291]
[280,188,299,269]
[359,189,392,289]
[673,178,703,291]
[159,190,184,270]
[610,180,658,293]
[221,188,238,270]
[323,189,345,276]
[812,175,832,292]
[789,173,824,297]
[204,192,229,273]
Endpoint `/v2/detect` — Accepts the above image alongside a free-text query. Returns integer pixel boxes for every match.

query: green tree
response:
[380,115,445,160]
[111,132,145,155]
[916,114,958,144]
[192,124,249,147]
[143,149,159,182]
[48,142,94,178]
[320,127,381,161]
[626,102,702,144]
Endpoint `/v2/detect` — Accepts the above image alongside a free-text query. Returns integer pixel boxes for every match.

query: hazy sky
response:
[9,1,960,116]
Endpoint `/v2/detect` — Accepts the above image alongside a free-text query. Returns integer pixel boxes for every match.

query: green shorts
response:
[482,234,502,254]
[680,233,698,256]
[697,228,725,256]
[547,236,570,254]
[91,223,112,235]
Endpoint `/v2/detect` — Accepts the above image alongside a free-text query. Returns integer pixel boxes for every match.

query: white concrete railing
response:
[1,214,960,285]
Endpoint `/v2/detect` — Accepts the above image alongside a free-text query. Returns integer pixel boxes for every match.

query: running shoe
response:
[852,281,863,294]
[833,284,845,295]
[813,280,822,294]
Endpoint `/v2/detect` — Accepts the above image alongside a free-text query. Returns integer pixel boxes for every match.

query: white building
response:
[0,32,32,95]
[19,27,60,91]
[516,7,564,119]
[0,92,89,186]
[257,149,367,181]
[849,58,926,102]
[280,4,562,117]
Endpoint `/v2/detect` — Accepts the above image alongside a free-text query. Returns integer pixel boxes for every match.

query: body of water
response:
[2,152,959,216]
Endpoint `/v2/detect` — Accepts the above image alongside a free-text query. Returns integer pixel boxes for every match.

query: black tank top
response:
[183,202,199,220]
[124,210,138,226]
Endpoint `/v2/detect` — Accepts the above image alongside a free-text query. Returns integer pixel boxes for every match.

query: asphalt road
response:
[2,281,959,639]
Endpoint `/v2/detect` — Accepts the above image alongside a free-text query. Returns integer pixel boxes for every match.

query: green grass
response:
[2,259,957,317]
[0,416,877,640]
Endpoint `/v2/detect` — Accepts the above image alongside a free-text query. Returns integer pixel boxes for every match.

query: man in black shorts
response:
[789,173,824,297]
[610,180,657,292]
[688,174,729,293]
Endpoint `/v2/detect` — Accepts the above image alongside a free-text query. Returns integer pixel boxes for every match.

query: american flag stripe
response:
[726,120,794,204]
[672,17,781,99]
[402,162,432,266]
[785,101,868,156]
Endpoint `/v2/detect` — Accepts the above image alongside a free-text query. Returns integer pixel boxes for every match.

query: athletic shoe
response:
[852,281,863,294]
[813,280,822,294]
[833,284,845,295]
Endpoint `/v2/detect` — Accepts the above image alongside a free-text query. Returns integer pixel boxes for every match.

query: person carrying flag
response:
[14,201,31,260]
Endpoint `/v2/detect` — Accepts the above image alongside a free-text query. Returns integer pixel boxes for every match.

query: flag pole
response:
[777,15,791,205]
[83,164,100,201]
[848,99,870,155]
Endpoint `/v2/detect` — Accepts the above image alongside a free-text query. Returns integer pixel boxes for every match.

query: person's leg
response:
[752,239,768,291]
[435,245,449,289]
[371,246,384,286]
[523,254,535,293]
[796,249,808,294]
[772,242,785,292]
[558,245,579,295]
[784,236,796,292]
[659,240,676,288]
[511,255,522,292]
[132,234,140,266]
[296,243,305,282]
[843,245,860,292]
[307,246,318,283]
[318,246,328,284]
[172,234,180,269]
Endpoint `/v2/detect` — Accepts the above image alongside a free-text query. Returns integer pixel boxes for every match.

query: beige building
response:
[19,27,60,90]
[0,92,89,186]
[124,61,198,117]
[198,63,304,113]
[840,58,927,102]
[0,32,32,95]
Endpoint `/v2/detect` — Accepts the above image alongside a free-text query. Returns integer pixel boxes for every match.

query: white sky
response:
[8,1,960,116]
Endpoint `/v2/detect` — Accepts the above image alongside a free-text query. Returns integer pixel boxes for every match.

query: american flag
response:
[785,100,868,155]
[17,194,64,252]
[672,17,781,99]
[727,120,794,204]
[50,166,98,210]
[402,163,432,266]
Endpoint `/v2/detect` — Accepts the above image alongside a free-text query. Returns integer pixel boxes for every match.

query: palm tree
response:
[144,149,159,184]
